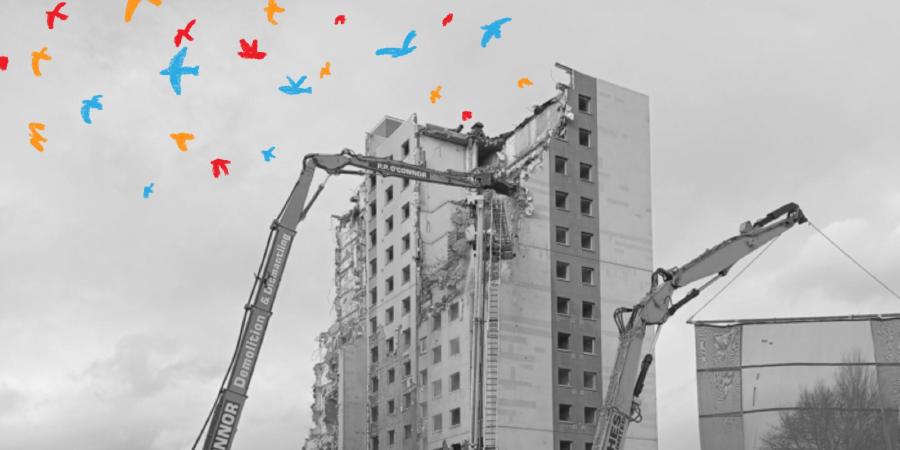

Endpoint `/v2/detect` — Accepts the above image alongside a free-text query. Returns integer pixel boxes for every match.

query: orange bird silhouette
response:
[31,48,52,77]
[124,0,162,23]
[319,61,331,79]
[29,123,48,152]
[46,2,69,30]
[264,0,285,25]
[429,86,442,104]
[170,132,194,152]
[174,19,196,47]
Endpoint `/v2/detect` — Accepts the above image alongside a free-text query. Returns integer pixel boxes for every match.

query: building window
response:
[402,202,410,221]
[581,232,594,251]
[449,302,460,320]
[404,392,412,408]
[449,337,460,355]
[404,424,412,440]
[582,266,595,285]
[559,404,572,422]
[554,190,569,209]
[388,368,396,383]
[556,297,570,315]
[403,328,411,347]
[583,336,596,355]
[386,307,395,324]
[369,258,377,277]
[369,229,377,246]
[401,139,410,158]
[386,276,394,293]
[368,174,377,189]
[584,407,597,424]
[419,369,428,386]
[560,441,573,450]
[402,265,411,284]
[578,94,591,113]
[432,379,442,398]
[403,360,411,376]
[450,372,460,391]
[402,297,410,315]
[371,405,379,422]
[369,201,377,217]
[556,261,570,281]
[558,367,571,386]
[369,317,377,333]
[386,246,394,264]
[386,337,395,354]
[582,301,595,319]
[433,313,441,331]
[403,177,411,189]
[432,345,442,364]
[432,414,442,433]
[554,156,568,174]
[579,128,591,147]
[385,216,394,234]
[388,400,395,415]
[371,346,379,363]
[584,371,598,390]
[370,288,377,306]
[579,162,592,181]
[555,226,569,245]
[450,408,461,427]
[402,233,411,252]
[580,197,593,216]
[557,332,571,351]
[385,185,394,204]
[388,429,395,445]
[371,376,379,392]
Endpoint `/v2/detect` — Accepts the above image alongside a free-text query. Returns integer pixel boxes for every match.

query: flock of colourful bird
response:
[12,1,526,199]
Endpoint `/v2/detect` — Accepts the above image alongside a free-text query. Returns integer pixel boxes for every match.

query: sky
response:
[1,1,899,449]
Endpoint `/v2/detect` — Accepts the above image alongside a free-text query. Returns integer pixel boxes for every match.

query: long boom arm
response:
[199,149,514,450]
[592,203,807,450]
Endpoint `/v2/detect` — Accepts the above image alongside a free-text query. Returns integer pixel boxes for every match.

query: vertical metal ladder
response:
[482,197,511,450]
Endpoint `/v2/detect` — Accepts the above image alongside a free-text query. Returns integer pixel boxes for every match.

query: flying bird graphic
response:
[278,75,312,95]
[28,122,47,152]
[170,132,194,152]
[143,182,155,198]
[319,61,331,79]
[480,17,512,48]
[263,0,285,25]
[517,77,533,88]
[46,2,69,30]
[31,47,51,77]
[238,39,267,59]
[159,47,199,95]
[429,86,442,104]
[0,56,8,71]
[80,95,104,124]
[261,146,276,162]
[442,13,453,27]
[124,0,162,23]
[334,14,346,25]
[375,30,417,58]
[211,158,231,178]
[174,18,196,47]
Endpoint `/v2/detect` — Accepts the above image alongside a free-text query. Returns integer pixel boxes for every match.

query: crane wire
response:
[807,220,900,301]
[685,235,780,324]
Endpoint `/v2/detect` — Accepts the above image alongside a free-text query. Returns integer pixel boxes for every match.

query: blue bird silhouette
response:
[80,94,103,124]
[480,17,512,48]
[160,47,199,95]
[278,75,312,95]
[143,182,155,199]
[375,30,417,58]
[261,146,276,162]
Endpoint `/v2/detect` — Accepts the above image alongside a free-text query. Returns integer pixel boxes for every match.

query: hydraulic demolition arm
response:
[591,202,807,450]
[198,149,517,450]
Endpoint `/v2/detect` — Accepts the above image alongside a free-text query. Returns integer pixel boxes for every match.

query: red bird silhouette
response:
[211,159,231,178]
[238,39,267,60]
[442,13,453,27]
[174,18,196,47]
[46,2,69,30]
[0,56,8,71]
[462,110,473,121]
[334,14,346,25]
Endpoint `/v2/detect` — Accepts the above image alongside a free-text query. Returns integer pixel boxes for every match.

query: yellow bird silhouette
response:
[517,77,533,88]
[31,47,52,77]
[124,0,162,23]
[264,0,285,25]
[170,132,195,152]
[429,86,442,104]
[319,61,331,79]
[29,122,47,152]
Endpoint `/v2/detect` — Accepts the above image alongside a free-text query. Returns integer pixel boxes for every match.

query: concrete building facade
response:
[305,64,655,450]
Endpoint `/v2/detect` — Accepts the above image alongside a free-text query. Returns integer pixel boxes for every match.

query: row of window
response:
[556,297,595,319]
[554,191,594,215]
[557,332,596,354]
[554,156,594,182]
[560,441,595,450]
[555,226,594,251]
[556,261,595,285]
[559,403,599,424]
[558,367,598,390]
[369,233,412,274]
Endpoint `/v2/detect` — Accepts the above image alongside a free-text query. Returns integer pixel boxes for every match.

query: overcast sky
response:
[2,1,899,449]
